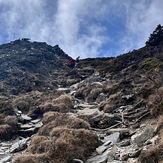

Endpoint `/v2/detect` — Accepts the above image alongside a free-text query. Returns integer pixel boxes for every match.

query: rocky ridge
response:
[0,36,163,162]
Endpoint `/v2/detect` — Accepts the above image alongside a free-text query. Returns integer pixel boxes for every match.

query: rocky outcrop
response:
[0,39,71,96]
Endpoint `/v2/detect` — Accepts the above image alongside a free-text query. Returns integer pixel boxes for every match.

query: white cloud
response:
[0,0,163,58]
[119,0,163,54]
[0,0,109,58]
[54,0,109,58]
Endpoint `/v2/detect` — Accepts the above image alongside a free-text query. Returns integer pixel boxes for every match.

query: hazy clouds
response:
[0,0,163,58]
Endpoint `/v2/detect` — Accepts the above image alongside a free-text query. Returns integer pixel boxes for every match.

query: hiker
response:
[68,59,76,68]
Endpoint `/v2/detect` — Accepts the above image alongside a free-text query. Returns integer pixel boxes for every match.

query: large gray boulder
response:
[131,125,154,147]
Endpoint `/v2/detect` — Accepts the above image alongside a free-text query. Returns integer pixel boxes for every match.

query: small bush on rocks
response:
[149,87,163,117]
[139,146,159,163]
[16,128,100,163]
[0,115,18,140]
[39,112,90,136]
[0,101,14,115]
[13,154,49,163]
[52,94,74,109]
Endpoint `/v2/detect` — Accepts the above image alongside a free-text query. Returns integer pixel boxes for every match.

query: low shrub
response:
[48,129,99,162]
[0,115,18,140]
[4,115,18,126]
[40,103,69,113]
[154,116,163,133]
[0,124,12,140]
[39,112,90,136]
[12,95,35,113]
[0,101,14,115]
[74,86,91,100]
[139,146,159,163]
[52,94,74,109]
[27,136,49,154]
[13,154,49,163]
[149,87,163,117]
[86,88,102,102]
[22,128,100,163]
[40,103,60,113]
[99,93,121,113]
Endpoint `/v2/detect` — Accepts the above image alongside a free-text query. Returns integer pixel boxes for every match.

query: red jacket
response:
[68,59,75,65]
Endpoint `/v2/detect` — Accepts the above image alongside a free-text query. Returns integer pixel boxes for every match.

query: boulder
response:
[96,141,112,155]
[103,132,120,144]
[19,114,32,123]
[131,125,154,147]
[9,138,29,153]
[119,139,131,147]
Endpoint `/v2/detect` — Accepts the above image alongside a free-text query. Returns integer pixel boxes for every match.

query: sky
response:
[0,0,163,59]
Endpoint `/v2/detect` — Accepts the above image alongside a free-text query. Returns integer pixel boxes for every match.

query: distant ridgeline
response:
[146,24,163,46]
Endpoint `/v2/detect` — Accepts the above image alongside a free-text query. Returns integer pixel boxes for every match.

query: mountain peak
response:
[0,40,71,95]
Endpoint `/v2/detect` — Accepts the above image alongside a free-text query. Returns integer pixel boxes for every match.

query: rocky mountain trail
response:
[1,37,163,162]
[0,79,160,163]
[67,77,159,163]
[0,71,161,163]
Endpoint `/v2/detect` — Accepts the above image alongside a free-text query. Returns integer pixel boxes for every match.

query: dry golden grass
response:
[12,95,33,113]
[39,113,90,136]
[27,136,50,154]
[75,83,104,102]
[66,78,77,85]
[50,127,72,137]
[40,102,60,112]
[149,87,163,117]
[102,82,115,94]
[77,114,94,125]
[48,129,99,162]
[0,114,5,124]
[37,94,74,114]
[86,88,102,102]
[57,103,69,113]
[74,86,91,100]
[0,100,14,115]
[52,94,74,109]
[0,115,18,140]
[99,93,121,113]
[12,109,100,163]
[4,116,18,129]
[29,139,54,155]
[155,116,163,134]
[42,112,60,124]
[159,131,163,145]
[13,154,49,163]
[12,91,63,115]
[24,128,100,163]
[40,102,69,113]
[0,124,11,140]
[139,146,160,163]
[12,91,100,162]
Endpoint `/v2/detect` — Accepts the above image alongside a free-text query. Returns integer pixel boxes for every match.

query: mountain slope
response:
[0,39,71,95]
[0,29,163,163]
